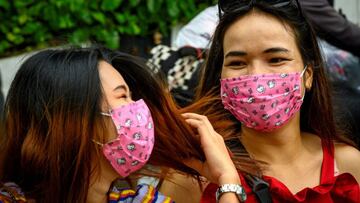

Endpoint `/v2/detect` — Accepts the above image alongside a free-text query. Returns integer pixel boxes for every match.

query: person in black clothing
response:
[300,0,360,57]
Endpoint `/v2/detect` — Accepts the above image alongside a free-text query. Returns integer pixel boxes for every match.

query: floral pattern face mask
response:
[220,67,307,132]
[94,99,155,177]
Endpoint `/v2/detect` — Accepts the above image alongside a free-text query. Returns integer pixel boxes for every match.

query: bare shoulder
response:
[302,132,322,152]
[334,143,360,182]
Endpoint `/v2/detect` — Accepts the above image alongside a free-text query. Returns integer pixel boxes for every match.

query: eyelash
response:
[121,91,132,99]
[227,61,246,67]
[116,94,128,99]
[226,57,290,68]
[269,58,289,63]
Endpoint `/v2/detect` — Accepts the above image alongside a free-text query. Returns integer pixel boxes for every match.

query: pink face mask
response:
[95,99,155,177]
[220,67,307,132]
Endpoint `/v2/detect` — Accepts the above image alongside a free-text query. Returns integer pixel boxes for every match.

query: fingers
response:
[182,113,211,125]
[182,113,226,144]
[182,113,214,131]
[183,113,224,143]
[184,118,214,141]
[182,112,205,119]
[182,113,240,185]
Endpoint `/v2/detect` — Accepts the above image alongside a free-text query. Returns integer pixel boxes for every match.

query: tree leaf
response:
[91,12,106,24]
[101,0,123,11]
[0,40,10,53]
[115,13,126,24]
[0,0,10,10]
[18,14,28,25]
[6,33,24,45]
[129,0,140,7]
[22,22,41,34]
[58,15,75,29]
[130,21,141,35]
[70,29,90,44]
[167,0,179,18]
[147,0,154,13]
[79,10,93,24]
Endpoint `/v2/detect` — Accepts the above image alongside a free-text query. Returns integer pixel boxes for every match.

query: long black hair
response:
[187,1,354,175]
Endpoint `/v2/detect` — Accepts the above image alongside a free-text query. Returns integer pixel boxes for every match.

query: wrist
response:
[218,172,241,185]
[216,183,247,203]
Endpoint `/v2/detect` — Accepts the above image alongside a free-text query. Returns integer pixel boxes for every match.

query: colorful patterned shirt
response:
[0,181,173,203]
[0,182,26,203]
[108,183,173,203]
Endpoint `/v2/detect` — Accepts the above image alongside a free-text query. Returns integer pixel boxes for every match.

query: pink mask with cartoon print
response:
[97,99,154,177]
[220,67,307,132]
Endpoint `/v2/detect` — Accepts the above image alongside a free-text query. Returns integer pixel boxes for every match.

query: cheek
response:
[105,118,118,141]
[220,67,226,79]
[221,67,243,79]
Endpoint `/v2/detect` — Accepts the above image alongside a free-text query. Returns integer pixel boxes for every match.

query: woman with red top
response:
[172,0,360,202]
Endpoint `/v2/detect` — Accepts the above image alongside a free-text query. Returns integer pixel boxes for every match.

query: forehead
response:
[98,61,127,89]
[223,11,299,54]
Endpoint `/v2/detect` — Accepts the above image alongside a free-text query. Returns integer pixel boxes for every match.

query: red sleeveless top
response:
[201,140,360,203]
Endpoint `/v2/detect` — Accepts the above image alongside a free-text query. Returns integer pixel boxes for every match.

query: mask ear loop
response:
[101,106,113,116]
[300,65,308,101]
[300,65,308,78]
[96,110,114,146]
[92,139,104,147]
[100,112,112,117]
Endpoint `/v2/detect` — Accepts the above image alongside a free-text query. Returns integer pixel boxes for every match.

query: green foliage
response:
[0,0,216,56]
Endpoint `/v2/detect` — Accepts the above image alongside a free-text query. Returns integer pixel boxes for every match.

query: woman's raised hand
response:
[182,113,240,186]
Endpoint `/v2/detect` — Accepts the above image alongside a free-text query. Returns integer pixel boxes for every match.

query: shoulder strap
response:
[224,138,272,203]
[320,139,335,183]
[245,175,272,203]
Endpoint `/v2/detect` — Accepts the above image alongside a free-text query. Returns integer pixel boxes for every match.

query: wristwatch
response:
[215,184,247,202]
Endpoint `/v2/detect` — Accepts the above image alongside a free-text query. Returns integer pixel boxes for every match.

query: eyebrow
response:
[263,47,290,54]
[224,47,290,59]
[113,85,127,93]
[224,51,247,58]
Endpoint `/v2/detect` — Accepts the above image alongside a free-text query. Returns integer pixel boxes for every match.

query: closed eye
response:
[116,91,132,100]
[113,85,130,99]
[119,94,128,99]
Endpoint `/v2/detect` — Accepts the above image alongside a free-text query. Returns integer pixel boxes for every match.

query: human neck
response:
[87,158,119,203]
[240,115,304,165]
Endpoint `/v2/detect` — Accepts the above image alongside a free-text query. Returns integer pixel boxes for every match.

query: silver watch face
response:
[216,184,247,202]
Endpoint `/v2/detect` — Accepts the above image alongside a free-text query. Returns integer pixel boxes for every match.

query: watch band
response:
[215,184,247,202]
